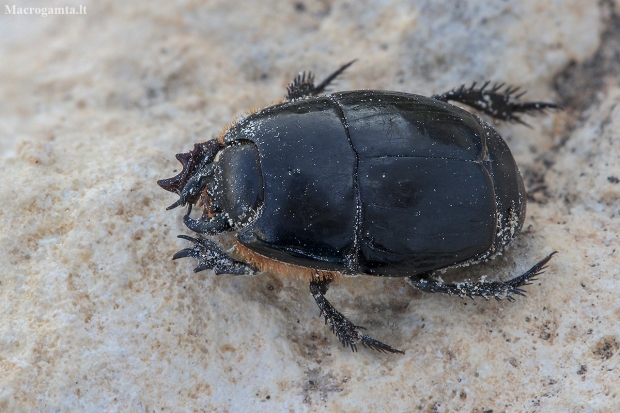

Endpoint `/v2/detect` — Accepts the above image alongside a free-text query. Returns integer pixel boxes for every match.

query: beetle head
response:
[157,140,222,210]
[159,140,264,232]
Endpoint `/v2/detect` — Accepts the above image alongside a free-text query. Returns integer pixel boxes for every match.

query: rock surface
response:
[1,0,619,411]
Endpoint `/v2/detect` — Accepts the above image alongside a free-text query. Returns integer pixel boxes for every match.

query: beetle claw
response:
[193,263,210,273]
[172,248,197,260]
[177,234,199,242]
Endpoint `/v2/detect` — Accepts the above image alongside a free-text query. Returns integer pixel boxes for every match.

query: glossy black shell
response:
[224,90,526,277]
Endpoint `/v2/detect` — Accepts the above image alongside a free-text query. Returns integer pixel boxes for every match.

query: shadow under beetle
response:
[158,61,557,354]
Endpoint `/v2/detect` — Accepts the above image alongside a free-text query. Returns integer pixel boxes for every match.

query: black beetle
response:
[158,61,557,354]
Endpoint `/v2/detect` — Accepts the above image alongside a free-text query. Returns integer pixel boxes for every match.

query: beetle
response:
[158,61,557,354]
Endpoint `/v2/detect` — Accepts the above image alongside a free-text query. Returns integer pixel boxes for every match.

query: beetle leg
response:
[184,214,230,235]
[286,60,356,101]
[407,252,557,301]
[183,204,231,235]
[431,82,558,125]
[309,277,404,354]
[173,235,255,275]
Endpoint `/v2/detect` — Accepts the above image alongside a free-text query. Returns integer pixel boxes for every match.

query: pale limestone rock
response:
[0,1,618,411]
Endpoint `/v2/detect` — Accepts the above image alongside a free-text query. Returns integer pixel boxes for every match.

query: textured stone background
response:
[1,1,619,412]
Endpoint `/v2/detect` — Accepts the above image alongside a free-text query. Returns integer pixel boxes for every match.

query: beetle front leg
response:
[173,235,255,275]
[286,60,356,101]
[309,277,404,354]
[407,252,557,300]
[184,213,231,235]
[183,204,231,235]
[431,82,558,125]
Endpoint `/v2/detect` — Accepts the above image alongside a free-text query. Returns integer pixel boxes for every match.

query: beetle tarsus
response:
[431,82,558,124]
[407,252,557,301]
[504,251,558,290]
[286,60,357,101]
[309,277,404,354]
[173,235,254,275]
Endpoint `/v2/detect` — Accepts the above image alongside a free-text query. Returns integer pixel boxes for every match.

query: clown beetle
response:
[158,61,557,354]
